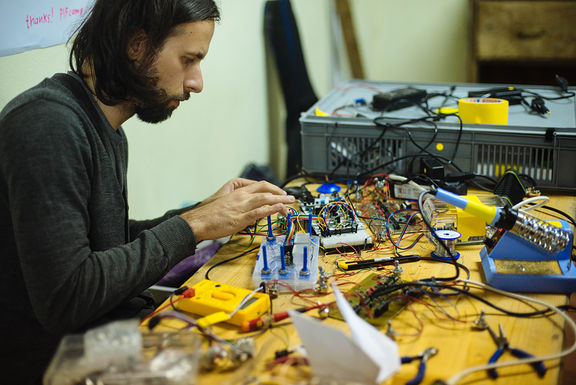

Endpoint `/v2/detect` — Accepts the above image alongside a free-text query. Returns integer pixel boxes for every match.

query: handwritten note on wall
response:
[0,0,94,57]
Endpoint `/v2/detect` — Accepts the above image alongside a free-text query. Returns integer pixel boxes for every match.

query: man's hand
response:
[194,178,259,208]
[180,179,294,241]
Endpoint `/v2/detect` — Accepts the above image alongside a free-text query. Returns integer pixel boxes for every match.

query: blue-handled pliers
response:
[486,323,547,379]
[401,347,438,385]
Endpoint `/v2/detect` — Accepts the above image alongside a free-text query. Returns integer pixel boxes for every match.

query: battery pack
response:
[372,87,427,111]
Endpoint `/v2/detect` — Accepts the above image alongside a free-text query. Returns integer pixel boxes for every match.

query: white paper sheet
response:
[289,283,400,384]
[0,1,93,57]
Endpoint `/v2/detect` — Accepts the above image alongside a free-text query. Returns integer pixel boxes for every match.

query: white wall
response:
[0,0,469,220]
[352,0,469,82]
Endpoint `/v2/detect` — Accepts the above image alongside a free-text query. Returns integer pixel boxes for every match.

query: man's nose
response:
[184,65,203,93]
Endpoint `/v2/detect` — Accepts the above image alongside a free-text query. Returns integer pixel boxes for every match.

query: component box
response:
[300,80,576,192]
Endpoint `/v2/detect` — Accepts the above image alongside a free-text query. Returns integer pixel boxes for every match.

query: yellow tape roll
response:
[458,98,509,125]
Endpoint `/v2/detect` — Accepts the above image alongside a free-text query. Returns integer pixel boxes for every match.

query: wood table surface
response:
[145,189,575,385]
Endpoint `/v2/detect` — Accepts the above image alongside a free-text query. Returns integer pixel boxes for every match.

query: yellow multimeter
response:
[177,279,270,327]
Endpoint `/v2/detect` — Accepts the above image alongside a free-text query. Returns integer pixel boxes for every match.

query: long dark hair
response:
[69,0,220,106]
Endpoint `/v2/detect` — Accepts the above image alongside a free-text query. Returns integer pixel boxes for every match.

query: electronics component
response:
[390,180,432,201]
[316,182,341,194]
[176,280,270,326]
[356,197,424,245]
[328,273,408,327]
[432,187,575,293]
[200,337,255,372]
[283,185,314,202]
[299,193,373,250]
[241,303,326,332]
[372,87,427,111]
[421,156,444,179]
[316,266,330,293]
[252,233,320,291]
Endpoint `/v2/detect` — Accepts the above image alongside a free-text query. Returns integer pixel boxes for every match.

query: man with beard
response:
[0,1,294,383]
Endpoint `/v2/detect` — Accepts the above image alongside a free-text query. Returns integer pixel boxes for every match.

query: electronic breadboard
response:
[176,279,270,326]
[299,193,373,250]
[252,234,320,291]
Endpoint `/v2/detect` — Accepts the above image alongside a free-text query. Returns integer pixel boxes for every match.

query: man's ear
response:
[127,30,147,61]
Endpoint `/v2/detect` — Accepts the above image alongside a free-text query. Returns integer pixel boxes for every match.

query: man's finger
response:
[240,180,287,196]
[242,192,294,211]
[228,177,258,190]
[247,203,288,223]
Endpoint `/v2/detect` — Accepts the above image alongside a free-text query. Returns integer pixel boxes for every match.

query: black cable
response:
[536,205,576,253]
[518,173,537,188]
[540,205,576,228]
[401,89,463,164]
[370,280,554,318]
[329,92,467,180]
[281,170,314,188]
[204,246,259,281]
[352,120,391,173]
[405,120,439,156]
[358,153,463,179]
[469,179,494,192]
[329,115,429,179]
[373,115,440,157]
[444,113,463,162]
[386,210,425,251]
[519,88,575,101]
[418,257,471,280]
[473,173,498,186]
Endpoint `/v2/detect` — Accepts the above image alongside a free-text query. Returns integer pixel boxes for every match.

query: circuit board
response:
[298,193,373,250]
[252,234,320,291]
[328,273,408,327]
[355,200,422,242]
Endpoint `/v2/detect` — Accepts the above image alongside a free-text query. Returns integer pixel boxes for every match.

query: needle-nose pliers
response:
[401,347,438,385]
[486,323,547,379]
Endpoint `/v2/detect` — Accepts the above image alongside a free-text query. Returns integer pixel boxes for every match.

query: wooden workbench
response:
[148,191,575,385]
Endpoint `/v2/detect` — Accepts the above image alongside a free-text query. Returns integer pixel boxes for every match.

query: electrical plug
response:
[555,74,570,93]
[530,96,549,115]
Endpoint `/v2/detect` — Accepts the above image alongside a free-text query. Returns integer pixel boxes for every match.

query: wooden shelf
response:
[470,0,576,85]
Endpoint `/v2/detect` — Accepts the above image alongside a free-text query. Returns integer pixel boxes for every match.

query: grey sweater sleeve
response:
[128,204,198,241]
[0,96,196,334]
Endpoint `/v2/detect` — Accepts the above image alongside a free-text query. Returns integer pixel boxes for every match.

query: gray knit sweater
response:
[0,73,197,384]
